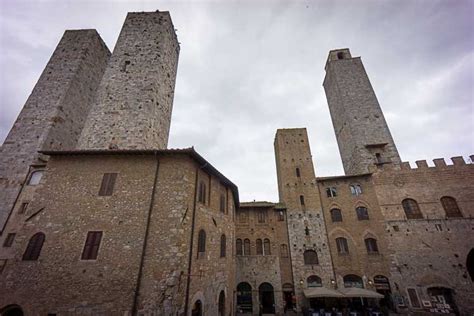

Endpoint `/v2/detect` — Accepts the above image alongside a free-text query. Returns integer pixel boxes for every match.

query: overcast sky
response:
[1,0,473,202]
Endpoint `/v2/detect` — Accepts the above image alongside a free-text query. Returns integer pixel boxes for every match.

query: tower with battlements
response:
[323,48,401,175]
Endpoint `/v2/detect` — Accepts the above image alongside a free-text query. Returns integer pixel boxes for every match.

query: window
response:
[336,237,349,254]
[263,238,271,255]
[305,226,310,236]
[0,259,6,274]
[19,202,29,214]
[392,225,400,232]
[330,208,342,222]
[3,233,16,247]
[375,153,383,164]
[98,173,117,196]
[296,168,301,177]
[239,210,248,223]
[23,232,45,261]
[257,210,266,223]
[256,239,263,255]
[337,52,344,59]
[326,187,337,197]
[28,170,44,185]
[356,206,369,220]
[277,211,285,221]
[350,184,362,196]
[435,224,443,231]
[307,275,322,287]
[365,238,379,253]
[81,231,103,260]
[220,194,226,213]
[280,244,288,257]
[441,196,462,218]
[198,181,206,204]
[303,250,318,265]
[244,239,250,255]
[299,195,305,206]
[343,274,363,288]
[197,229,206,254]
[402,198,423,219]
[220,234,226,257]
[407,288,421,308]
[236,239,243,256]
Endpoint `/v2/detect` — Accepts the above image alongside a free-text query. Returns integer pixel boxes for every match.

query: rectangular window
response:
[407,288,421,308]
[296,168,301,177]
[98,173,117,196]
[435,224,443,231]
[392,225,400,232]
[277,211,285,221]
[257,210,266,223]
[3,233,16,247]
[326,187,337,198]
[239,210,248,223]
[220,194,226,213]
[300,195,305,206]
[81,231,103,260]
[0,259,6,274]
[19,202,29,214]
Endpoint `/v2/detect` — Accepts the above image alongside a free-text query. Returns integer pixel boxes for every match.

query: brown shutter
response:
[99,173,117,196]
[82,231,103,260]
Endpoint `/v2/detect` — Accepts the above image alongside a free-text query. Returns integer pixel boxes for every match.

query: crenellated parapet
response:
[369,155,473,173]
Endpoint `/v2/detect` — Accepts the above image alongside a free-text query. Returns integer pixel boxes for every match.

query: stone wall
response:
[323,48,401,175]
[0,29,110,232]
[78,11,180,150]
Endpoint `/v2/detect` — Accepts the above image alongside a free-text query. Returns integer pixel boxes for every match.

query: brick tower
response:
[274,128,334,311]
[78,11,180,150]
[0,30,110,231]
[323,48,401,175]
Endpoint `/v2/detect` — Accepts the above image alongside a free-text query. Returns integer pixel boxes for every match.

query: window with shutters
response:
[28,170,44,185]
[244,239,250,255]
[220,193,226,213]
[303,250,318,265]
[236,239,243,256]
[264,239,271,255]
[256,239,263,255]
[441,196,462,218]
[3,233,16,247]
[257,210,266,223]
[356,206,369,220]
[220,234,226,257]
[326,187,337,197]
[277,211,285,221]
[365,238,379,253]
[402,199,423,219]
[330,208,343,222]
[23,232,45,260]
[98,173,117,196]
[336,237,349,254]
[198,181,206,204]
[350,184,362,196]
[81,231,103,260]
[197,229,206,255]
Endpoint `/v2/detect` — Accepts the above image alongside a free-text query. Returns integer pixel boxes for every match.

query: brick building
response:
[0,10,473,316]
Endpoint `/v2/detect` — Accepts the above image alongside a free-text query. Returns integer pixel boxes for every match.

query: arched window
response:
[236,238,243,256]
[197,229,206,255]
[303,250,318,265]
[336,237,349,254]
[365,238,379,253]
[28,170,44,185]
[330,208,343,222]
[307,275,322,287]
[356,206,369,220]
[218,290,225,316]
[350,184,362,196]
[402,198,423,219]
[22,232,45,261]
[198,181,206,204]
[256,239,263,255]
[244,239,251,255]
[441,196,462,218]
[264,238,271,255]
[280,244,288,257]
[343,274,364,288]
[220,234,226,257]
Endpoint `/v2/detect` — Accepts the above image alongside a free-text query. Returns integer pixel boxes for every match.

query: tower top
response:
[324,48,353,70]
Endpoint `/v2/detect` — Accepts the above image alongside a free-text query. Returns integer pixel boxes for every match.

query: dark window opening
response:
[307,275,322,287]
[264,238,271,255]
[19,202,29,214]
[441,196,462,218]
[244,239,251,255]
[305,226,310,236]
[236,239,243,256]
[330,208,343,222]
[256,239,263,255]
[220,194,226,213]
[296,168,301,177]
[337,52,344,60]
[198,181,207,204]
[336,237,349,254]
[23,232,45,261]
[81,231,103,260]
[300,195,305,206]
[365,238,379,253]
[197,229,206,255]
[303,250,318,265]
[326,187,337,198]
[356,206,369,220]
[3,233,16,247]
[98,173,117,196]
[402,198,423,219]
[220,234,226,257]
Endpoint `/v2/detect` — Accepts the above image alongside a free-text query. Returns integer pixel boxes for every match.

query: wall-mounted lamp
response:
[330,279,336,284]
[299,279,304,285]
[368,279,373,285]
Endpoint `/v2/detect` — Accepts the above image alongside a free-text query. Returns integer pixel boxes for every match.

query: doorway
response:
[259,282,275,314]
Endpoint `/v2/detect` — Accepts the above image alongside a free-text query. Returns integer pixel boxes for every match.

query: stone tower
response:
[0,30,110,231]
[323,48,401,175]
[274,128,334,311]
[78,11,180,150]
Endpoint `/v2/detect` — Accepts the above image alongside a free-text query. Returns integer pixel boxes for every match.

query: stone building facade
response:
[0,11,473,316]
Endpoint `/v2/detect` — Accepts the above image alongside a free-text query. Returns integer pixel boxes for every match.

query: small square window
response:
[392,225,400,232]
[326,187,337,198]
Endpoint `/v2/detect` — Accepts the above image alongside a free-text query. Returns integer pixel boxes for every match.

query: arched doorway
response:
[467,248,474,281]
[218,290,225,316]
[0,305,24,316]
[282,283,294,312]
[191,300,202,316]
[237,282,252,313]
[427,287,458,315]
[374,275,393,310]
[259,282,275,314]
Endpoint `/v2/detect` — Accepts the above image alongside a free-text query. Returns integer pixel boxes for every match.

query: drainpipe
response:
[184,165,200,314]
[132,154,160,315]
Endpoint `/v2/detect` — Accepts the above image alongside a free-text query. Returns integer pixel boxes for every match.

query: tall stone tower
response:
[78,11,180,150]
[274,128,334,311]
[323,48,401,175]
[0,30,110,231]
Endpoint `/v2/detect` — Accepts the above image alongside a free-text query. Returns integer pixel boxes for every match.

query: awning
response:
[339,287,384,298]
[304,287,345,298]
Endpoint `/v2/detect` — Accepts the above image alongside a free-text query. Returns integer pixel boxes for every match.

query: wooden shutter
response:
[82,231,103,260]
[99,173,117,196]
